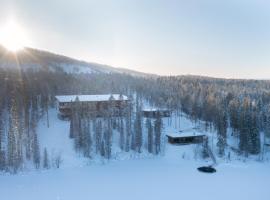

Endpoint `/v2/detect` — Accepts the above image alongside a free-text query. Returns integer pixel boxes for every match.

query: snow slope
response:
[0,144,269,200]
[1,109,269,200]
[38,108,88,168]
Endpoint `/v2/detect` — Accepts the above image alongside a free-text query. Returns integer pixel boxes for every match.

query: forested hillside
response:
[0,50,270,173]
[135,76,270,156]
[0,45,152,76]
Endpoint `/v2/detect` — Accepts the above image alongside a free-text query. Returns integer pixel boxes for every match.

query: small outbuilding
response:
[166,131,207,145]
[142,108,171,118]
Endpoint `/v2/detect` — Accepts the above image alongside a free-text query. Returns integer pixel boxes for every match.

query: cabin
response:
[55,94,129,118]
[166,132,207,145]
[142,108,171,118]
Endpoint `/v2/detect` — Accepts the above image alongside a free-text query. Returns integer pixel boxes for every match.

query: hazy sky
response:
[1,0,270,79]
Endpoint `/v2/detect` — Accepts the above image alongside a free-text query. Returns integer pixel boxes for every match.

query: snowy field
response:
[0,145,269,200]
[0,109,269,200]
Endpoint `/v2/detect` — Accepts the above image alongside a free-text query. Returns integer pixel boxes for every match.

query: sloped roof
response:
[166,131,206,138]
[55,94,128,103]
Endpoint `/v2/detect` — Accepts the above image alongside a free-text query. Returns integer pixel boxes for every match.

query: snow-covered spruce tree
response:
[43,148,49,169]
[53,153,62,169]
[32,128,40,169]
[265,110,270,138]
[7,115,16,172]
[82,118,92,158]
[119,116,125,151]
[228,99,241,136]
[0,107,5,170]
[71,97,83,151]
[30,98,41,169]
[261,106,270,159]
[0,150,5,171]
[154,113,162,155]
[104,119,112,159]
[24,101,31,160]
[248,105,260,154]
[100,140,105,157]
[95,120,102,155]
[125,100,132,152]
[146,118,153,154]
[69,114,74,138]
[8,98,23,173]
[134,111,143,153]
[239,98,250,156]
[216,106,228,157]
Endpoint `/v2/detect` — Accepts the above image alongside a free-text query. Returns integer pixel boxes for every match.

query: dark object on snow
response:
[166,134,207,145]
[197,166,216,173]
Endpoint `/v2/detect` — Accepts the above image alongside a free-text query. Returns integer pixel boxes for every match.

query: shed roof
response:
[166,131,206,138]
[55,94,128,103]
[142,108,170,112]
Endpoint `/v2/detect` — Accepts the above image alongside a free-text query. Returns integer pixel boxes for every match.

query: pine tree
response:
[100,140,105,157]
[216,108,227,157]
[25,104,31,160]
[104,119,112,159]
[239,99,250,156]
[7,115,16,171]
[154,113,162,154]
[69,114,74,138]
[30,98,41,169]
[0,109,3,154]
[146,119,153,153]
[0,110,5,170]
[125,103,132,152]
[71,98,83,151]
[0,150,5,171]
[134,111,142,153]
[82,119,92,158]
[95,120,102,154]
[248,105,260,154]
[33,130,40,169]
[119,117,125,150]
[8,97,23,173]
[43,148,49,169]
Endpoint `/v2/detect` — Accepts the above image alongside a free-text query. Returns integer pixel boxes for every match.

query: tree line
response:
[69,95,163,160]
[1,66,270,172]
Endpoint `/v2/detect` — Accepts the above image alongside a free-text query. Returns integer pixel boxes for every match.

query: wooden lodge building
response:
[142,108,171,118]
[166,131,207,145]
[55,94,129,118]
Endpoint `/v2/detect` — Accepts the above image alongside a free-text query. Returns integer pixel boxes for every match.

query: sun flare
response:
[0,18,29,52]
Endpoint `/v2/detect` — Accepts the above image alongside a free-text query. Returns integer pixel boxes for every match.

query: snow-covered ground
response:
[0,144,269,200]
[0,109,269,200]
[38,108,88,168]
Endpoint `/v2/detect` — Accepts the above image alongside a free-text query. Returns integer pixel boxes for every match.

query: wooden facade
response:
[166,134,206,145]
[56,94,129,119]
[142,109,171,118]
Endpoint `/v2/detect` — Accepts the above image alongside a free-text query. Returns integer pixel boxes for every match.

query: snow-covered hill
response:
[1,108,270,200]
[36,108,199,169]
[0,45,153,77]
[33,107,269,169]
[1,103,269,200]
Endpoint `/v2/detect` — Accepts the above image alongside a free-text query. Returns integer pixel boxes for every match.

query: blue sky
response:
[1,0,270,79]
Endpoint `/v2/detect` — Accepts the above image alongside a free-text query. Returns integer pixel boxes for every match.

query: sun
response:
[0,18,29,52]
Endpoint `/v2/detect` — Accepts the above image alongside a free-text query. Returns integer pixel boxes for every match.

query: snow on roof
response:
[166,131,206,138]
[142,107,170,112]
[55,94,128,103]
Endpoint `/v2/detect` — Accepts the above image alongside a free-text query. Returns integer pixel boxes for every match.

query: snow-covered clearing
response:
[0,109,269,200]
[37,108,87,168]
[0,145,269,200]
